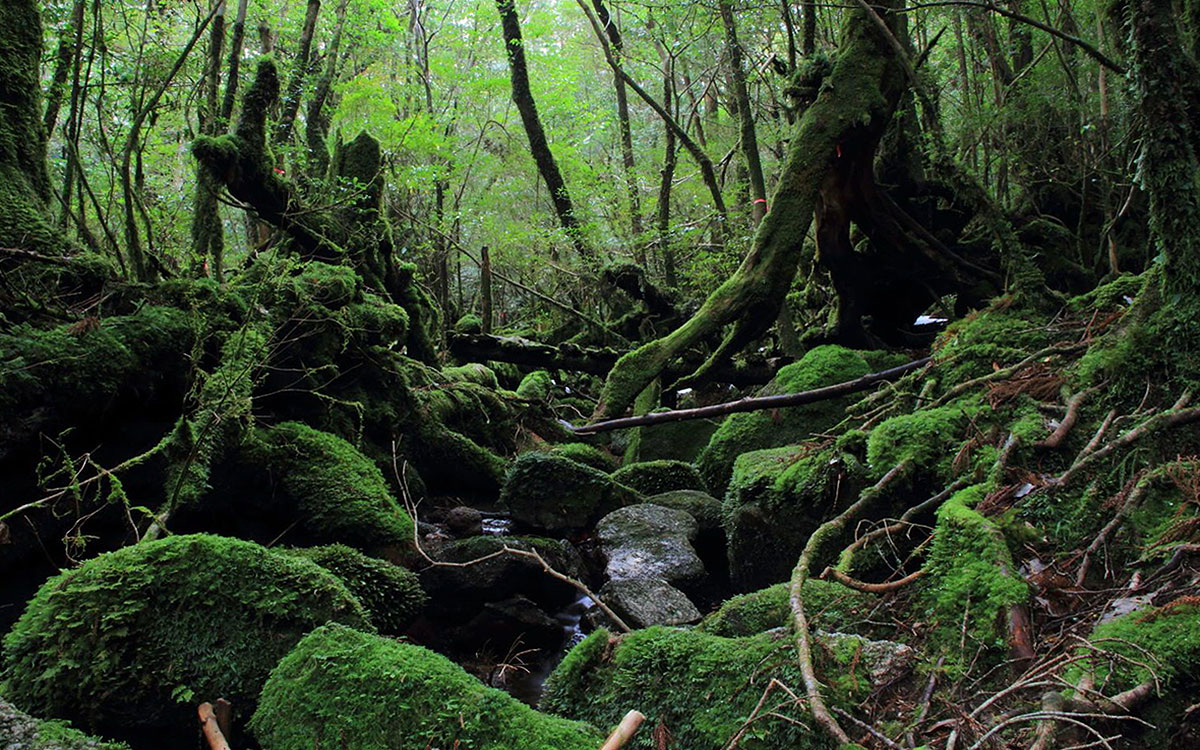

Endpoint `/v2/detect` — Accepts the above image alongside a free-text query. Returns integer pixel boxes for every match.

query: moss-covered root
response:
[542,627,829,750]
[281,544,426,635]
[0,534,370,735]
[250,623,604,750]
[592,0,905,419]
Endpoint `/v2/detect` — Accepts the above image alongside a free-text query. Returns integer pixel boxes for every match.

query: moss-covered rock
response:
[1077,600,1200,692]
[0,697,129,750]
[548,442,620,472]
[698,579,871,638]
[866,403,969,478]
[611,460,704,495]
[251,623,604,750]
[645,489,724,532]
[443,362,500,390]
[500,452,642,532]
[203,422,415,557]
[697,346,871,496]
[282,544,425,635]
[724,445,867,591]
[542,627,830,750]
[629,416,721,463]
[516,369,554,400]
[454,313,484,334]
[0,535,370,735]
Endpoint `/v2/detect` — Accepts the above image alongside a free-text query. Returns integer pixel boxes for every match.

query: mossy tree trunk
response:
[592,0,644,251]
[497,0,595,262]
[595,0,909,418]
[0,0,59,256]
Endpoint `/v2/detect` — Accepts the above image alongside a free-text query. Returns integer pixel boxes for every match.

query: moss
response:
[250,623,603,750]
[440,363,495,390]
[516,369,554,400]
[724,445,867,591]
[0,535,369,734]
[698,580,870,637]
[866,404,970,478]
[644,489,724,530]
[611,460,704,495]
[932,307,1053,385]
[1077,600,1200,692]
[455,313,484,334]
[0,697,130,750]
[392,262,440,364]
[1066,272,1146,314]
[921,485,1028,671]
[238,422,414,555]
[632,416,722,463]
[542,627,830,750]
[282,544,425,635]
[697,346,871,496]
[499,452,642,531]
[549,442,620,472]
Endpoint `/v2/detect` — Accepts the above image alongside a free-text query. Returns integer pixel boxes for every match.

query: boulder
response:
[644,489,724,532]
[610,460,704,496]
[500,452,641,532]
[598,578,701,628]
[596,504,704,585]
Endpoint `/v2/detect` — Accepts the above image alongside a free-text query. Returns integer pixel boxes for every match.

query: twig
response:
[722,679,806,750]
[820,566,925,593]
[571,357,931,434]
[832,705,905,749]
[790,460,911,746]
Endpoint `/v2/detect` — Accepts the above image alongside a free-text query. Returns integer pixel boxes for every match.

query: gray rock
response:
[817,631,915,686]
[500,453,642,532]
[645,490,724,532]
[444,505,483,538]
[600,578,702,628]
[596,504,704,585]
[0,697,127,750]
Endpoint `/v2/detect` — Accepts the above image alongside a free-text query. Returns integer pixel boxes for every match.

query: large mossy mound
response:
[0,696,130,750]
[250,623,604,750]
[541,627,830,750]
[724,445,867,591]
[282,544,425,635]
[611,460,704,495]
[698,579,871,638]
[0,534,370,735]
[500,452,642,532]
[189,421,415,558]
[696,346,871,496]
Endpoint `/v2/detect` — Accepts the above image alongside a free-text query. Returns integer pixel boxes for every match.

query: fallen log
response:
[569,356,930,434]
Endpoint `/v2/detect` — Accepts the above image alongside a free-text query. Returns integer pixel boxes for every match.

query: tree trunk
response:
[275,0,321,147]
[220,0,251,124]
[497,0,595,261]
[595,0,908,418]
[719,0,768,224]
[43,0,86,139]
[657,51,678,286]
[593,0,644,249]
[192,0,226,279]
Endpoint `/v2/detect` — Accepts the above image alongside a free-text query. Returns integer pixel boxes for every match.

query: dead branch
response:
[600,709,646,750]
[929,342,1087,409]
[837,479,968,570]
[198,702,232,750]
[571,357,930,434]
[820,566,924,593]
[1076,473,1153,587]
[790,460,911,746]
[721,679,806,750]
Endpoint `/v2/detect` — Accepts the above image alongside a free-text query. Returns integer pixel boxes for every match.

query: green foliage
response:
[697,346,871,496]
[0,697,130,750]
[499,451,641,531]
[1,534,369,732]
[443,362,501,390]
[610,460,704,495]
[240,422,414,554]
[542,627,830,750]
[250,623,603,750]
[921,485,1028,671]
[281,544,426,635]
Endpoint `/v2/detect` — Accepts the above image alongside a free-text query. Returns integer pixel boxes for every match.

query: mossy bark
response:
[594,4,907,417]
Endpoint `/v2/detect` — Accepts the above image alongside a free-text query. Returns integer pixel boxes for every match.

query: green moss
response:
[282,544,425,635]
[697,346,871,496]
[0,535,369,733]
[542,627,830,750]
[516,369,554,400]
[549,442,620,472]
[922,485,1028,670]
[443,362,501,390]
[1078,601,1200,691]
[633,416,722,463]
[724,446,867,590]
[698,580,870,637]
[240,422,414,555]
[455,313,484,334]
[644,489,724,530]
[932,308,1052,385]
[0,697,130,750]
[500,452,642,531]
[392,262,440,364]
[251,623,603,750]
[866,404,969,477]
[1066,272,1146,314]
[611,460,704,495]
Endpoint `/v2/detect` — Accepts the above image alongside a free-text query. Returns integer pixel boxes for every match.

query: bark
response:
[720,0,768,224]
[304,0,350,182]
[496,0,595,261]
[192,0,227,280]
[657,52,679,286]
[43,0,87,138]
[594,1,908,418]
[480,245,494,334]
[219,0,251,124]
[275,0,321,147]
[593,0,643,248]
[803,0,817,55]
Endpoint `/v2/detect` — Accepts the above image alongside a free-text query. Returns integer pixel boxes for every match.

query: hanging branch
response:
[569,357,930,434]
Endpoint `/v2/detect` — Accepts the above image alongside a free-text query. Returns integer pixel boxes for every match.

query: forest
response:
[0,0,1199,746]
